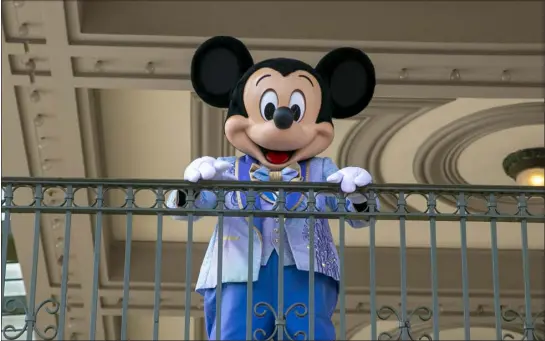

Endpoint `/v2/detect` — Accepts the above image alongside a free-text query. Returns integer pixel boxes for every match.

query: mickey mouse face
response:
[227,64,329,166]
[191,36,376,170]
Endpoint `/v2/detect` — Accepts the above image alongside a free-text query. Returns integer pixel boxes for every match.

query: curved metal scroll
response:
[377,305,433,340]
[253,301,308,341]
[2,297,60,341]
[502,309,545,341]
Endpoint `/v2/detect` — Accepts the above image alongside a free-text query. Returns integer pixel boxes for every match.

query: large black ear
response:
[315,48,375,119]
[191,36,254,108]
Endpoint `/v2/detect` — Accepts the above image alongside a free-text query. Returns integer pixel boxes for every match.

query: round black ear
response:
[315,48,376,119]
[191,36,254,108]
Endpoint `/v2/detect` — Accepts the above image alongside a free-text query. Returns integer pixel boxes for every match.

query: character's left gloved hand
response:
[326,167,372,204]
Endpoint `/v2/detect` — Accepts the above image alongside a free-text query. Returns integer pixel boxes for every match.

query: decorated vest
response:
[236,155,308,266]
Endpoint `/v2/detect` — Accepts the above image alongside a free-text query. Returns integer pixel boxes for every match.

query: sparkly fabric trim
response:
[302,218,340,280]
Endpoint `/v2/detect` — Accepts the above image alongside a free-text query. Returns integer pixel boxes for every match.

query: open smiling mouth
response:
[258,145,296,165]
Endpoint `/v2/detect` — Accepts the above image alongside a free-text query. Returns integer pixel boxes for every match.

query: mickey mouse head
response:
[191,36,376,170]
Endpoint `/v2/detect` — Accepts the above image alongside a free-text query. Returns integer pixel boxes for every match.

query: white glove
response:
[183,157,236,183]
[326,167,372,204]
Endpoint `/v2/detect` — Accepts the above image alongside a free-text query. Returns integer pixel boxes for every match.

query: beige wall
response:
[127,315,194,340]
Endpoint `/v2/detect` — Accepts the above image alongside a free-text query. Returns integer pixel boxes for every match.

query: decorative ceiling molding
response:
[354,97,456,118]
[76,88,107,178]
[1,2,113,338]
[338,98,455,211]
[4,0,542,99]
[190,93,236,160]
[413,102,544,213]
[1,27,61,337]
[42,2,111,335]
[12,43,542,98]
[77,1,543,45]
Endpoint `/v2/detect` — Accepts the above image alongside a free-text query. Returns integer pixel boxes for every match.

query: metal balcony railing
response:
[1,178,544,341]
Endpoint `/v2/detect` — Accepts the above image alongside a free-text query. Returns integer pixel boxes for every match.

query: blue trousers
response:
[203,252,338,340]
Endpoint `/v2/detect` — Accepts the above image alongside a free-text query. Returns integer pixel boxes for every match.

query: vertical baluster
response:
[338,195,347,340]
[58,185,74,341]
[26,184,43,341]
[1,185,13,339]
[1,185,13,299]
[458,192,471,340]
[368,190,377,341]
[277,189,286,341]
[518,193,534,341]
[184,189,195,341]
[152,188,165,341]
[398,192,409,340]
[488,193,502,340]
[428,192,440,341]
[246,190,255,341]
[308,189,316,341]
[120,187,134,340]
[89,185,104,340]
[215,189,225,341]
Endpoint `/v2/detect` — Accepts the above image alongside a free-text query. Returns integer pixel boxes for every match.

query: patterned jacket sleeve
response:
[321,157,380,228]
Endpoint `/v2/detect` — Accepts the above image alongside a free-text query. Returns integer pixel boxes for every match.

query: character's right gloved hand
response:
[183,157,236,182]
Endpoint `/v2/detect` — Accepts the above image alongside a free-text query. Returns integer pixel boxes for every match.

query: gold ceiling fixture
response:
[503,147,545,187]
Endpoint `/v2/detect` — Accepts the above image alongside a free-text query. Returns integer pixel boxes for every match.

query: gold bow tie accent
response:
[249,163,302,182]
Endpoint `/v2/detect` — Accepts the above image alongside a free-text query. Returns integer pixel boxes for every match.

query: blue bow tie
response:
[249,163,302,182]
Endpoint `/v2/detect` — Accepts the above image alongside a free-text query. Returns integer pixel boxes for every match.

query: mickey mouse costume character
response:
[167,36,380,340]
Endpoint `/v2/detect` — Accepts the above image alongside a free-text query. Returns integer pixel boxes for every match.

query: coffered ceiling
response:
[1,1,544,340]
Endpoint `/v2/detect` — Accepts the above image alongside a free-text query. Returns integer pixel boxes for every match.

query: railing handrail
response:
[2,177,544,195]
[2,177,544,222]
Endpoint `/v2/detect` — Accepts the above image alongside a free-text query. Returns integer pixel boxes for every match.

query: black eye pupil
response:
[264,103,275,120]
[291,105,301,121]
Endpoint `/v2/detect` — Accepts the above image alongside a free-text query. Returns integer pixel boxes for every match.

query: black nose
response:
[273,107,294,130]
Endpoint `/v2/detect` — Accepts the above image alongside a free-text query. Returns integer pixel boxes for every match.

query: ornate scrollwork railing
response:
[1,178,544,341]
[502,308,545,341]
[2,297,60,340]
[376,306,433,341]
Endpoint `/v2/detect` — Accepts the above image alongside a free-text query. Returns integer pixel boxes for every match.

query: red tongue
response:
[265,151,290,164]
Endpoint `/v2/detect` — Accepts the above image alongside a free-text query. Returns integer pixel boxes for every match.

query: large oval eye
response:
[260,90,278,121]
[289,90,306,122]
